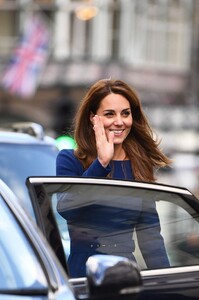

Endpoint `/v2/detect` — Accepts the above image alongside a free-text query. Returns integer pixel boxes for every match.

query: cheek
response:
[101,118,112,128]
[125,117,133,128]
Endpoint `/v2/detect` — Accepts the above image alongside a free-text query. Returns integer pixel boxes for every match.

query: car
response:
[0,178,75,299]
[0,178,142,300]
[26,176,199,299]
[0,122,58,217]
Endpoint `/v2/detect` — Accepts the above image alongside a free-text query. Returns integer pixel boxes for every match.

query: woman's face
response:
[95,93,133,144]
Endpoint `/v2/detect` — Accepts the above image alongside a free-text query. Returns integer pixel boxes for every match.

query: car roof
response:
[0,122,57,146]
[0,131,56,145]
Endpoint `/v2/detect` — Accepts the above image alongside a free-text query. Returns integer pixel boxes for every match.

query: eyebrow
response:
[103,108,131,112]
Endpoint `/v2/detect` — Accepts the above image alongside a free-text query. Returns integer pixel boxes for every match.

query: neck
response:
[113,146,126,160]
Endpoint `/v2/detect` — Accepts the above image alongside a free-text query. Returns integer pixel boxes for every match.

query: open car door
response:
[26,176,199,300]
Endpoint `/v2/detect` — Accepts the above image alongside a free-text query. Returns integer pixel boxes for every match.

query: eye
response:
[104,112,114,117]
[122,110,131,117]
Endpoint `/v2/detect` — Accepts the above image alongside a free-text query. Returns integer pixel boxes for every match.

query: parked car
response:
[26,176,199,300]
[0,122,58,217]
[0,178,75,299]
[0,178,142,300]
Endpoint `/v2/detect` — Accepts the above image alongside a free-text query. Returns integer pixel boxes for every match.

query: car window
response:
[0,144,57,218]
[27,180,199,278]
[0,194,48,291]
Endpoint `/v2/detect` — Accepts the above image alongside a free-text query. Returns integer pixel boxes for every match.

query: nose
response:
[113,114,123,126]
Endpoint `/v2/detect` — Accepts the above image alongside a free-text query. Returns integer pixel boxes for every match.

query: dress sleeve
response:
[82,159,111,177]
[56,149,111,177]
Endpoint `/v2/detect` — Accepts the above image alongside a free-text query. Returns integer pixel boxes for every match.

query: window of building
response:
[0,10,18,58]
[118,0,193,71]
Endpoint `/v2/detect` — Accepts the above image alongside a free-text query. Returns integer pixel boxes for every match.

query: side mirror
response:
[86,255,142,299]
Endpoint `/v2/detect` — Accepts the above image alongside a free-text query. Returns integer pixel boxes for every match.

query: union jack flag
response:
[1,14,50,98]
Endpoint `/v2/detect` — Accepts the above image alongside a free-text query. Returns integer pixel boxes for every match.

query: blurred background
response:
[0,0,198,196]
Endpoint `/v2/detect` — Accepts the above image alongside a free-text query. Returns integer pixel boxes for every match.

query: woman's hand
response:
[93,115,114,167]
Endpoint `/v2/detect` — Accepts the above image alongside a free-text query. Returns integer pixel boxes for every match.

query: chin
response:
[113,139,124,145]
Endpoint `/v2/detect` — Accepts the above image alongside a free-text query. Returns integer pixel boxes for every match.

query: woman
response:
[56,79,172,277]
[57,78,171,180]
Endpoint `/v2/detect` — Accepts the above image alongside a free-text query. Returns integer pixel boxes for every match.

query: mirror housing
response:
[86,255,142,299]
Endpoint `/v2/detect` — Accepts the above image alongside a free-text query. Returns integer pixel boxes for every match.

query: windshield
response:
[0,144,58,218]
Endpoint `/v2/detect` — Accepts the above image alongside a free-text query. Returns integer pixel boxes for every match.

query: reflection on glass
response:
[157,200,199,266]
[56,184,170,277]
[41,182,199,278]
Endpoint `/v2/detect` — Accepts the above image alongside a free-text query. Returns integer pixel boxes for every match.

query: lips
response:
[109,129,124,135]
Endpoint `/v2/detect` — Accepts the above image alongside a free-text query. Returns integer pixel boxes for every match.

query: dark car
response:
[0,178,76,300]
[0,178,141,300]
[0,122,58,217]
[26,176,199,300]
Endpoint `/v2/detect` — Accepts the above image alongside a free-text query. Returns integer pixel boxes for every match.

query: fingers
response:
[92,114,101,128]
[107,130,114,144]
[92,115,105,138]
[92,115,114,165]
[92,115,114,143]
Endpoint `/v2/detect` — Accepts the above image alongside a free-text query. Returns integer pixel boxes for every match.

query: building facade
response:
[0,0,198,151]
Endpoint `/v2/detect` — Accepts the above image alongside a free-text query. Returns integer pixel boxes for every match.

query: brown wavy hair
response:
[72,79,172,182]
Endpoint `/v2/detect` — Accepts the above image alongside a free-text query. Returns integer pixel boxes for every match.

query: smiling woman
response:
[56,78,172,181]
[56,79,172,277]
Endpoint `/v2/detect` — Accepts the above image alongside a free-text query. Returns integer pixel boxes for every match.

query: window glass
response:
[34,0,55,4]
[33,182,199,278]
[0,10,18,57]
[0,144,57,218]
[0,195,47,290]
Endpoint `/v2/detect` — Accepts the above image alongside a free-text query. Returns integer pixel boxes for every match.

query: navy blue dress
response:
[56,149,170,277]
